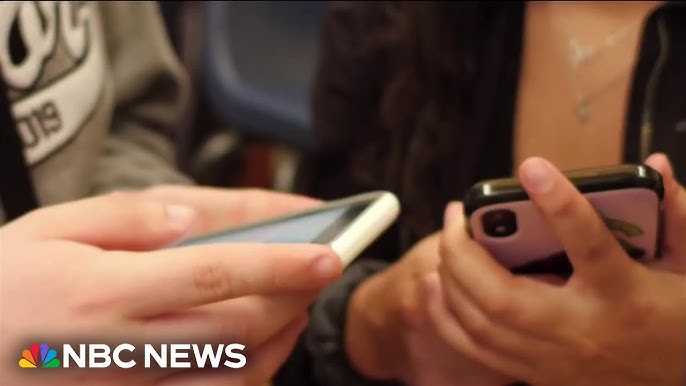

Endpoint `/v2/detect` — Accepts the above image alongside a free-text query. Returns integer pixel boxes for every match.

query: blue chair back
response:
[202,1,328,149]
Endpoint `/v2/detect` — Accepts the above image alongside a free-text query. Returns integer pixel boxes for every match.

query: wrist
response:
[344,268,410,382]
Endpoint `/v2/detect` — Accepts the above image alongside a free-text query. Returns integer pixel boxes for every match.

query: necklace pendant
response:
[569,40,585,67]
[576,100,590,123]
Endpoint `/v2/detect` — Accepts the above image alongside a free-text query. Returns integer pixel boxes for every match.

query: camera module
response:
[482,209,517,238]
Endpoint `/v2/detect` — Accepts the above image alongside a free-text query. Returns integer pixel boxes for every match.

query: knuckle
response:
[585,231,615,259]
[107,191,166,229]
[550,194,579,219]
[481,293,515,321]
[230,189,268,223]
[192,260,237,300]
[398,297,417,320]
[398,294,424,329]
[111,192,170,237]
[217,320,252,345]
[617,296,656,329]
[461,311,493,343]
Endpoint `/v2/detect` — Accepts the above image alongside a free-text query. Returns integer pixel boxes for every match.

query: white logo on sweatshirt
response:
[0,1,105,165]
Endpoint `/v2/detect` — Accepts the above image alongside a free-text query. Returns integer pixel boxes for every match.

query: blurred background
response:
[158,1,328,193]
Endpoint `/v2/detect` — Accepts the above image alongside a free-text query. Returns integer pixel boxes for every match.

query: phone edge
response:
[329,192,401,267]
[463,164,665,216]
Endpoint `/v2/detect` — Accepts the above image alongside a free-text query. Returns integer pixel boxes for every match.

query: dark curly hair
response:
[360,1,518,246]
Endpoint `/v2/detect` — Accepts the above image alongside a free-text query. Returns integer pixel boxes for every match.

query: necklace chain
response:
[566,25,636,69]
[547,4,642,123]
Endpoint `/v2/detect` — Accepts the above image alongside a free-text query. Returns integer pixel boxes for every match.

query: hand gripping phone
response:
[464,164,664,276]
[174,191,400,267]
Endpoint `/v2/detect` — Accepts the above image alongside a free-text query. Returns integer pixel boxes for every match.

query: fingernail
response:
[645,153,674,181]
[644,152,662,164]
[165,205,196,232]
[444,202,463,227]
[645,152,668,163]
[311,254,341,279]
[520,157,554,194]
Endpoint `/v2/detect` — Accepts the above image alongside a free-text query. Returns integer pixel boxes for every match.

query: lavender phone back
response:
[468,187,662,274]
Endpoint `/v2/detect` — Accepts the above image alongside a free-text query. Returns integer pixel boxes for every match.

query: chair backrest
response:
[202,1,328,149]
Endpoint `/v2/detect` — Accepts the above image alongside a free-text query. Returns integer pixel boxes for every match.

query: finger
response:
[154,315,308,386]
[645,153,686,271]
[10,192,196,250]
[438,263,559,355]
[145,292,317,347]
[518,157,636,289]
[142,186,322,236]
[117,244,342,317]
[423,272,534,382]
[439,212,565,332]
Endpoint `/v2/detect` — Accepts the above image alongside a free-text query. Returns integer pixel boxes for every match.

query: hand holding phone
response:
[464,164,664,276]
[433,156,686,386]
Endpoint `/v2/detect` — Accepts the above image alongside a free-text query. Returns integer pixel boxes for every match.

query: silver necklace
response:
[568,26,638,122]
[548,6,642,123]
[566,25,636,68]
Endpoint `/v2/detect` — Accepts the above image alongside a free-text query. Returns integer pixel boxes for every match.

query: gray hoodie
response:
[0,1,193,224]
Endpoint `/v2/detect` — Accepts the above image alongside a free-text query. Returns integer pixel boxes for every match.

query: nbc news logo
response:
[19,344,60,368]
[19,343,247,369]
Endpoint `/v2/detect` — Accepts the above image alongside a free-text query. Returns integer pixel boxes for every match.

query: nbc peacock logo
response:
[19,343,61,368]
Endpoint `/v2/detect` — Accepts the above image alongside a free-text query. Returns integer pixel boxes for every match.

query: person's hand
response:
[644,154,686,273]
[345,233,513,386]
[0,192,343,386]
[428,155,686,386]
[140,185,322,236]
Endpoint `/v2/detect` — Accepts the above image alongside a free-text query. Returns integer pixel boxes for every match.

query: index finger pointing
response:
[116,243,342,317]
[518,158,635,288]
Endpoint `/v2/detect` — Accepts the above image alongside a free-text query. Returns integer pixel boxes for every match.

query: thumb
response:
[644,153,686,271]
[10,192,197,250]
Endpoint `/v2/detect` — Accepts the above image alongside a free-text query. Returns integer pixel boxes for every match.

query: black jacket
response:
[276,2,686,386]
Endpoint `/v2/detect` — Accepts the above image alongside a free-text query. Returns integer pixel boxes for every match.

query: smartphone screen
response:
[176,205,367,246]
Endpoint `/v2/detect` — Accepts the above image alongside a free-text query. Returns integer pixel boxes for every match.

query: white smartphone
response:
[174,191,401,266]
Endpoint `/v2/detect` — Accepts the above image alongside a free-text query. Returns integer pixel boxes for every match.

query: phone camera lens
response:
[482,209,517,238]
